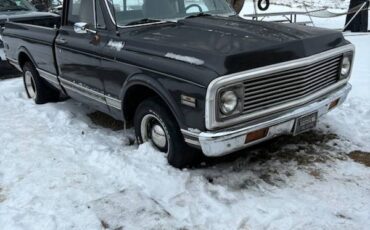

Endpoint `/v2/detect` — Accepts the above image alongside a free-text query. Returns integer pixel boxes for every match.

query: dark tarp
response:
[345,0,369,32]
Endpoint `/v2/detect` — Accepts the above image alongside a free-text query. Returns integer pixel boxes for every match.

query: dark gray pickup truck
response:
[3,0,354,168]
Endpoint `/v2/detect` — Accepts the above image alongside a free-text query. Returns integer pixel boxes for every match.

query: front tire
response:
[23,62,59,104]
[134,98,198,168]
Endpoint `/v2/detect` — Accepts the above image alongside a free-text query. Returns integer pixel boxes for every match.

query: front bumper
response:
[183,84,352,157]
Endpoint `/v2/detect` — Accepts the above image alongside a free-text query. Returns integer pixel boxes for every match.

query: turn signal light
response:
[329,99,340,110]
[245,128,269,143]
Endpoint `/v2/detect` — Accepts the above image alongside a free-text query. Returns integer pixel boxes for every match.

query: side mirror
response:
[74,22,96,34]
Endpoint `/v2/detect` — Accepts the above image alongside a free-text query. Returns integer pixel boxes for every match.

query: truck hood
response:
[123,16,347,78]
[0,11,57,26]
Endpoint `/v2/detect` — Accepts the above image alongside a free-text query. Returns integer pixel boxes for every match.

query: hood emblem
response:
[108,40,125,51]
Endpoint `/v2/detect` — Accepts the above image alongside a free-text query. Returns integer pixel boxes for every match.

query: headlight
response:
[340,55,352,79]
[220,90,238,115]
[340,52,354,80]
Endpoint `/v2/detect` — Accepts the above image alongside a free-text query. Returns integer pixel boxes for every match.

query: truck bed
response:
[3,16,60,76]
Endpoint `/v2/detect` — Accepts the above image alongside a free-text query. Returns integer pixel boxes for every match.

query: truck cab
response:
[2,0,354,168]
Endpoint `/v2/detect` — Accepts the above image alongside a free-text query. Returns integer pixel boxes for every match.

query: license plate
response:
[294,112,318,135]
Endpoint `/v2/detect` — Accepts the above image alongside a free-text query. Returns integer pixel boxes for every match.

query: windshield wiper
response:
[125,18,163,26]
[185,13,212,19]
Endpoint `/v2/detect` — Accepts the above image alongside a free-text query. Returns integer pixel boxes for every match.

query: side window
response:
[67,0,94,26]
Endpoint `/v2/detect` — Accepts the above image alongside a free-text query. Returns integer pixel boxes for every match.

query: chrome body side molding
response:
[36,69,123,111]
[38,68,59,85]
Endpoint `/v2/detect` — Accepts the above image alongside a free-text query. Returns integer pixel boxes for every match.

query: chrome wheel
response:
[140,114,168,153]
[24,71,36,99]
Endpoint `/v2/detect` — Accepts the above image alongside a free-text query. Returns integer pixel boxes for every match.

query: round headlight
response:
[341,56,351,77]
[220,91,238,115]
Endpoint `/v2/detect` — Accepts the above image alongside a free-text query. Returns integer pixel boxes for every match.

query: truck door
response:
[55,0,109,113]
[93,0,127,119]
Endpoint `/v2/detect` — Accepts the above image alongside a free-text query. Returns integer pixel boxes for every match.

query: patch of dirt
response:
[100,219,110,229]
[240,131,347,166]
[0,187,6,203]
[198,131,349,189]
[87,111,124,131]
[349,151,370,167]
[309,168,323,180]
[336,213,352,220]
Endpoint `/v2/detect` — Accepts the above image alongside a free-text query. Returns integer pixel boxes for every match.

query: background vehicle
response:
[50,0,63,14]
[2,0,354,168]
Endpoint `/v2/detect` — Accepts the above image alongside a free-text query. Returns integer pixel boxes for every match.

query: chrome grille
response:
[242,55,342,114]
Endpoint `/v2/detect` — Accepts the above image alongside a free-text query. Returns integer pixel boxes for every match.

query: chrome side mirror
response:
[74,22,96,34]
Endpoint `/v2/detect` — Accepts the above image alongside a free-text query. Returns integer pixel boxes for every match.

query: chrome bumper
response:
[183,84,352,157]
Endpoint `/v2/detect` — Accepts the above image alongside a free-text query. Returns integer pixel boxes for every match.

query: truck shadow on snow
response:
[0,63,21,80]
[87,110,355,177]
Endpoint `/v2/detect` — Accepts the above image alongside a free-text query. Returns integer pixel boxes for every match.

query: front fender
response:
[121,73,207,131]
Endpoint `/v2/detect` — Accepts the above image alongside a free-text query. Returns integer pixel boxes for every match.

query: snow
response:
[1,5,370,230]
[0,48,6,61]
[165,52,205,65]
[107,40,125,51]
[270,0,350,9]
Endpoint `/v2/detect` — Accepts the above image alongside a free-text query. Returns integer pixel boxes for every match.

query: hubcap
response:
[151,124,167,148]
[140,114,168,153]
[25,71,36,99]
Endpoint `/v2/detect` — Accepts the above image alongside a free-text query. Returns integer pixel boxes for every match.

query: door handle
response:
[55,38,68,45]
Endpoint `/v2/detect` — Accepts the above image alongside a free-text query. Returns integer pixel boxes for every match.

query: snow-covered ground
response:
[1,6,370,230]
[271,0,350,9]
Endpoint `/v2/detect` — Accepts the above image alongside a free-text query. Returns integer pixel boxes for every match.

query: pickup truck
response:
[0,0,59,62]
[3,0,354,168]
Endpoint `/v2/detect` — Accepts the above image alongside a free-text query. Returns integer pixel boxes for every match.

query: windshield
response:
[107,0,235,27]
[0,0,36,12]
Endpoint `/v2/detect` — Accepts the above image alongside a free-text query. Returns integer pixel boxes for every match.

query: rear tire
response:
[23,62,59,104]
[134,98,198,169]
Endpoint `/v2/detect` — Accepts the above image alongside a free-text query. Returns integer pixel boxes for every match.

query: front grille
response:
[242,55,342,114]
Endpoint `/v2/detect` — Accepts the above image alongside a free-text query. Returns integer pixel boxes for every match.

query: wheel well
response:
[123,85,171,123]
[18,52,32,69]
